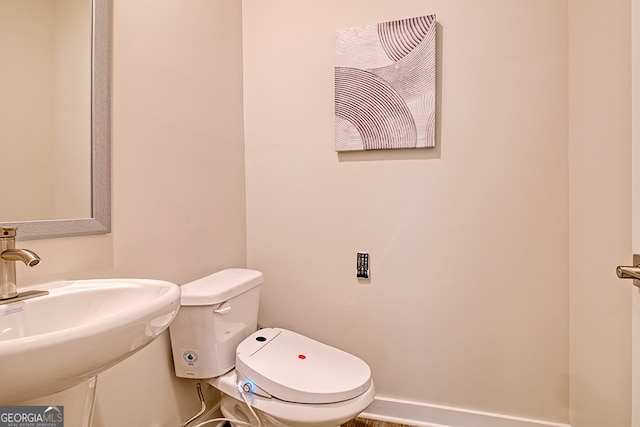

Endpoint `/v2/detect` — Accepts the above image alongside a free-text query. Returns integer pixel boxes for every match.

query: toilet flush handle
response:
[213,302,232,314]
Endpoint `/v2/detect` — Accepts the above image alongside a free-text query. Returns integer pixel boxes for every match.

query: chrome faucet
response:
[0,227,40,300]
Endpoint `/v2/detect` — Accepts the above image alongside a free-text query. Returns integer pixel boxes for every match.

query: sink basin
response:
[0,278,181,403]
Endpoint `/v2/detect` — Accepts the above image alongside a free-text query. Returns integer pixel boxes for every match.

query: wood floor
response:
[341,418,411,427]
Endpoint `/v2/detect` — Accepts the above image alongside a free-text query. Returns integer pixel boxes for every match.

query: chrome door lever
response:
[616,254,640,288]
[617,266,640,280]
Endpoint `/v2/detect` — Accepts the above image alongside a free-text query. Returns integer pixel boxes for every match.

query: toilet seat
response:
[236,328,372,404]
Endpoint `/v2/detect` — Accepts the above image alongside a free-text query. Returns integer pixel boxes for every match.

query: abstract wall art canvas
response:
[334,15,436,152]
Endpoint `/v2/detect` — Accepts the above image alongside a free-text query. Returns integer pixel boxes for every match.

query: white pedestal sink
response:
[0,279,181,404]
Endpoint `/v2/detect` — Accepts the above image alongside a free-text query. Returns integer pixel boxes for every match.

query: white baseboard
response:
[359,396,571,427]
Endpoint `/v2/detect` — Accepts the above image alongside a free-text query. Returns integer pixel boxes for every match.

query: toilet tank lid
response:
[180,268,263,306]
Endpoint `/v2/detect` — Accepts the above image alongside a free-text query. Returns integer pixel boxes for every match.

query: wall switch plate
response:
[357,252,369,279]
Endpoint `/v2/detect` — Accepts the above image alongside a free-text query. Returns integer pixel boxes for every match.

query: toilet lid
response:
[235,328,372,404]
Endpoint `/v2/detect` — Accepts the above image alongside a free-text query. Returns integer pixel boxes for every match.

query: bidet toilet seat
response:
[236,328,372,404]
[212,370,376,427]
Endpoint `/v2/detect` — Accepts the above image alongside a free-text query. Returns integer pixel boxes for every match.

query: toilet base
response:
[220,394,340,427]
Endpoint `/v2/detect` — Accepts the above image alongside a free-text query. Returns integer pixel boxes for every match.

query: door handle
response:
[616,254,640,288]
[616,266,640,280]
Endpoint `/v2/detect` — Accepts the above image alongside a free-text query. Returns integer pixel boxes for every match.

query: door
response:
[633,0,640,423]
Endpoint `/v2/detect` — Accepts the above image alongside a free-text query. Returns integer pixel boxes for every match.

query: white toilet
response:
[169,268,375,427]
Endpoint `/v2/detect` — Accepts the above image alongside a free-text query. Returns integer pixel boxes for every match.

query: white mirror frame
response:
[3,0,111,241]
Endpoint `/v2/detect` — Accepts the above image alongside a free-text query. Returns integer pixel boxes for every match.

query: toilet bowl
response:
[215,371,376,427]
[169,269,375,427]
[213,328,375,427]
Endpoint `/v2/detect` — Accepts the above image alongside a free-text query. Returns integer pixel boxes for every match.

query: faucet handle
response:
[1,227,17,238]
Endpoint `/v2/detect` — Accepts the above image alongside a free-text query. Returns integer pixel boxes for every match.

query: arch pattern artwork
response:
[335,15,436,152]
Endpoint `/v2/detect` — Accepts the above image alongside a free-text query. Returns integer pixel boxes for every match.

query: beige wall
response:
[6,0,634,425]
[243,0,570,423]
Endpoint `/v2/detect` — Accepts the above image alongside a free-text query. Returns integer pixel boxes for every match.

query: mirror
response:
[0,0,110,240]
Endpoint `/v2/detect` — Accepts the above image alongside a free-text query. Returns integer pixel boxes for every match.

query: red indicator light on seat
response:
[298,354,306,359]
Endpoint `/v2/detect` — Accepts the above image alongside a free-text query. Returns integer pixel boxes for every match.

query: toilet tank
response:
[169,268,263,379]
